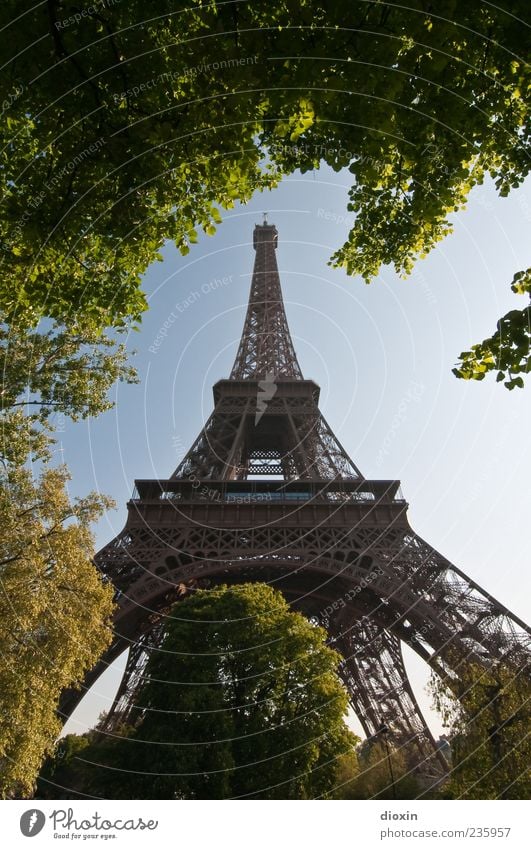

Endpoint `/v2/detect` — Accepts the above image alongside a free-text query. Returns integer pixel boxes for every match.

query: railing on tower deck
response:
[130,478,406,505]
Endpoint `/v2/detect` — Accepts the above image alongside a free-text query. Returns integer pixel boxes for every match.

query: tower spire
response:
[171,221,362,481]
[230,221,303,379]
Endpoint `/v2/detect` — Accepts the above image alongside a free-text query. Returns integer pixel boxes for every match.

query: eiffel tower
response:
[61,220,530,783]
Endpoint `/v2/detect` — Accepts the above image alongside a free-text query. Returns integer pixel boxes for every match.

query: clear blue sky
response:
[60,166,531,739]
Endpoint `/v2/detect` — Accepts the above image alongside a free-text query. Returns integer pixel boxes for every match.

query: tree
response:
[333,740,422,800]
[1,2,528,383]
[429,660,531,799]
[67,583,357,800]
[36,733,91,799]
[0,317,137,465]
[0,465,114,798]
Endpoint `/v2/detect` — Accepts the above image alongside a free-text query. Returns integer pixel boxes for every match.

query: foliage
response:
[333,740,422,800]
[63,583,357,799]
[0,2,528,382]
[36,734,91,799]
[330,749,360,797]
[0,317,138,465]
[0,465,114,798]
[0,0,281,328]
[429,660,531,799]
[453,269,531,389]
[36,726,134,800]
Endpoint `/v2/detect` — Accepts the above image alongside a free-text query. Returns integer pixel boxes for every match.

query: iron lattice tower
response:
[61,222,531,786]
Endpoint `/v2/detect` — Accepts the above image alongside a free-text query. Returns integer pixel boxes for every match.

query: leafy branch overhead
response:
[0,0,529,383]
[453,269,531,389]
[0,319,138,465]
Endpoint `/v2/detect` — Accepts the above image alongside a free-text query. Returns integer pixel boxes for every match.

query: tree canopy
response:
[49,583,357,800]
[0,465,114,798]
[1,1,529,383]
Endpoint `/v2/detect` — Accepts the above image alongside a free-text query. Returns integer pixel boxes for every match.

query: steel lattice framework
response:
[60,222,531,788]
[230,222,303,379]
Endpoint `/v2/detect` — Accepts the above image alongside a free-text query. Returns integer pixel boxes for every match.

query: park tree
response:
[0,300,137,799]
[429,660,531,799]
[0,1,528,384]
[333,739,422,800]
[61,583,357,800]
[0,465,114,798]
[36,723,135,800]
[36,733,91,799]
